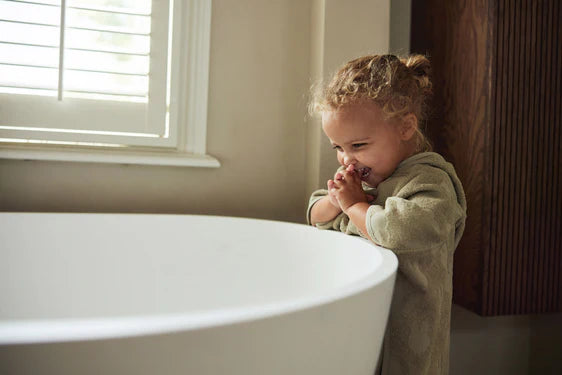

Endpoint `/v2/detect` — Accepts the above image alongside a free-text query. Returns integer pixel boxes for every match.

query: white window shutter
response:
[0,0,170,147]
[0,0,218,167]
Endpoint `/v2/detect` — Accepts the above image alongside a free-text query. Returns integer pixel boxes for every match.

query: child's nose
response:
[342,153,356,166]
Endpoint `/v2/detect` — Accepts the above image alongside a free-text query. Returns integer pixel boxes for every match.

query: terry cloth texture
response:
[307,152,467,375]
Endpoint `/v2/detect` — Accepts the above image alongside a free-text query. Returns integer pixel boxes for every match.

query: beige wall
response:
[389,0,411,54]
[306,0,391,195]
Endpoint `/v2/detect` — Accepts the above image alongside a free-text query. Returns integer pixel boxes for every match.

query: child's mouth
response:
[359,167,371,181]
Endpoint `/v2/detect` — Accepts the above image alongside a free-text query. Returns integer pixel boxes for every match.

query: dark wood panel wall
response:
[490,0,561,316]
[411,0,561,316]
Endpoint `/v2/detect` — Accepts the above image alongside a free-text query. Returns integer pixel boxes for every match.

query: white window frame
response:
[0,0,219,168]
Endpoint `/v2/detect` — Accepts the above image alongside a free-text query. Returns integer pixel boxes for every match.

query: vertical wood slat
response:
[410,0,562,316]
[489,0,503,316]
[544,0,555,310]
[529,0,540,316]
[507,0,520,315]
[552,0,560,312]
[534,0,545,314]
[490,0,501,316]
[512,0,526,315]
[531,0,543,314]
[550,0,561,312]
[480,2,492,313]
[519,0,535,315]
[539,0,547,312]
[549,2,562,311]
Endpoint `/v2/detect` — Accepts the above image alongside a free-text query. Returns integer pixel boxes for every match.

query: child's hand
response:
[326,169,346,208]
[329,165,374,212]
[326,183,340,208]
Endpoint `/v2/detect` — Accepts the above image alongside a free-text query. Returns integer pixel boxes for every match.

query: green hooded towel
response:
[307,152,467,375]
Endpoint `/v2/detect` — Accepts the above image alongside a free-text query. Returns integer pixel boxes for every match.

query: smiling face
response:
[322,102,418,188]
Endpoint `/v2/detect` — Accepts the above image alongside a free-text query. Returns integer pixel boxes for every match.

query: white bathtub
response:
[0,213,397,375]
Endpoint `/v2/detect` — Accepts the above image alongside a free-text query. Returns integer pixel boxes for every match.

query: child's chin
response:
[362,176,379,188]
[362,179,376,188]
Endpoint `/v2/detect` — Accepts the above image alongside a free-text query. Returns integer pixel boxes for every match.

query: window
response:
[0,0,219,167]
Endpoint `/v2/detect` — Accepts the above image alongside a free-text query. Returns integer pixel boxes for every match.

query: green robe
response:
[307,152,467,375]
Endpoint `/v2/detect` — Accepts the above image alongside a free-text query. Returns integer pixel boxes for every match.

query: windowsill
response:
[0,144,221,168]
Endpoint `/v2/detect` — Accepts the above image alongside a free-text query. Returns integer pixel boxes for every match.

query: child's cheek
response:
[336,152,345,166]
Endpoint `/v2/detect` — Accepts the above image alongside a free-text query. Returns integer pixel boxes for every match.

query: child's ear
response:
[400,114,418,141]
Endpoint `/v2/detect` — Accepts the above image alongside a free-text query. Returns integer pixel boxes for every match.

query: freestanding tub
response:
[0,213,397,375]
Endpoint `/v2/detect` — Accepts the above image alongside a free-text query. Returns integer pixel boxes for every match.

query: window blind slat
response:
[68,0,151,16]
[0,87,57,97]
[0,64,58,90]
[0,1,59,26]
[66,28,150,55]
[67,8,151,35]
[3,0,60,6]
[66,49,149,75]
[68,5,150,16]
[67,47,148,57]
[0,43,58,68]
[0,22,59,47]
[63,70,147,97]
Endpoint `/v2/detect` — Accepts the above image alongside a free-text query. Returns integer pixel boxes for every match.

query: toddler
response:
[307,54,467,375]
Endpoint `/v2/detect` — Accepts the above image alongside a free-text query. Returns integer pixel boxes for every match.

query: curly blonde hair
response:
[311,54,433,152]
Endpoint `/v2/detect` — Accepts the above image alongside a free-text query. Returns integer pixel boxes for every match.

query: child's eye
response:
[352,143,366,149]
[332,145,342,151]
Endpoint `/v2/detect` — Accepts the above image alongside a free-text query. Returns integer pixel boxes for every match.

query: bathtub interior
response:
[1,213,396,343]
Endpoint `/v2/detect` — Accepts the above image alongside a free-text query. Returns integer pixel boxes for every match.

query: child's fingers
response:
[333,169,344,179]
[341,168,360,183]
[328,179,342,190]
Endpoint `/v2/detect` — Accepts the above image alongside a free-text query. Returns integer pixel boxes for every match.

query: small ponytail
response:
[402,54,432,96]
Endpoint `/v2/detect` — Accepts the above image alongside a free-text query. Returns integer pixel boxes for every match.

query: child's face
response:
[322,102,416,188]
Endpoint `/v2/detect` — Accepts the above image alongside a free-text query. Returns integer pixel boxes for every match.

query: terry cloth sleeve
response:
[365,169,462,254]
[306,189,365,238]
[306,189,327,225]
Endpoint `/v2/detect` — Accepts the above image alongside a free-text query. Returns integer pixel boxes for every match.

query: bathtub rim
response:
[0,213,398,345]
